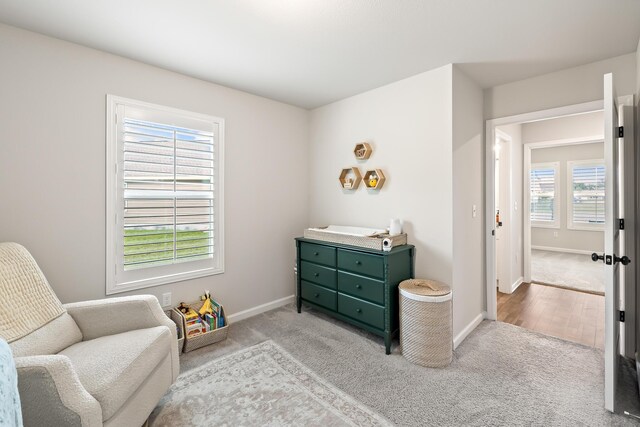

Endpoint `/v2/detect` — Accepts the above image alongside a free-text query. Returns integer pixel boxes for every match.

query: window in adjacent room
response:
[567,159,605,230]
[530,162,560,228]
[106,95,224,294]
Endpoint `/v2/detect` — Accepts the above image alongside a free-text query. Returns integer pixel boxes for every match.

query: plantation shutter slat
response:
[530,167,556,222]
[122,117,215,269]
[571,164,605,225]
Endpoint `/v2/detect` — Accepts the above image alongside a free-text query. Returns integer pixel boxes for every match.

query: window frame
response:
[566,159,605,232]
[529,161,560,229]
[106,95,225,295]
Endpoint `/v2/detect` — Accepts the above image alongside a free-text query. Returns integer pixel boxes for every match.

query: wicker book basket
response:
[168,309,185,353]
[174,300,229,353]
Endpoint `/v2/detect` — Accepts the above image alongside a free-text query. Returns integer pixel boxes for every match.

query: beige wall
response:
[529,142,604,253]
[452,66,485,337]
[484,53,636,120]
[0,24,310,314]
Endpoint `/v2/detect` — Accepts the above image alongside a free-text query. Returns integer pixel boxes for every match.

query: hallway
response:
[498,282,604,349]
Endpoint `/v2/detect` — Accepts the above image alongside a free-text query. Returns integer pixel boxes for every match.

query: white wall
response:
[522,111,604,142]
[309,65,453,285]
[484,53,636,120]
[452,66,485,336]
[308,64,485,340]
[495,124,523,291]
[524,112,605,253]
[635,38,640,351]
[0,24,310,314]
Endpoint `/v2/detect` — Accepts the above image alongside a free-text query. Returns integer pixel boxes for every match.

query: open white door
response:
[598,73,630,412]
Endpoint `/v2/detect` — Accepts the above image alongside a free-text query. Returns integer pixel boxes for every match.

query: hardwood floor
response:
[497,282,604,349]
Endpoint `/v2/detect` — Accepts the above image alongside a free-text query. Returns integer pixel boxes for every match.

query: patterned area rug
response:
[149,340,391,426]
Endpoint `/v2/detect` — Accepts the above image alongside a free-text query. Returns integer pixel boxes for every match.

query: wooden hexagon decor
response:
[353,142,372,160]
[364,169,386,190]
[339,167,362,190]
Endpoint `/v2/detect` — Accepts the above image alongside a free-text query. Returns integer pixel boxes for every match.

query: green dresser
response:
[295,238,415,354]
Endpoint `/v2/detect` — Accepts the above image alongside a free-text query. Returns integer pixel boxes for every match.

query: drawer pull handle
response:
[314,273,319,277]
[314,252,319,256]
[355,260,362,265]
[356,284,362,289]
[356,308,362,313]
[314,293,320,298]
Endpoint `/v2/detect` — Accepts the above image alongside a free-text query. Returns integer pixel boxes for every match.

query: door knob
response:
[355,260,362,265]
[591,253,604,263]
[614,255,631,266]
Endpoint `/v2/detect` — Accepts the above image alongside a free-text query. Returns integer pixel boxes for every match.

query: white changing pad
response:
[307,225,386,237]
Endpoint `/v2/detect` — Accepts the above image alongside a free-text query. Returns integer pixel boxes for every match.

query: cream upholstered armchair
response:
[0,243,179,427]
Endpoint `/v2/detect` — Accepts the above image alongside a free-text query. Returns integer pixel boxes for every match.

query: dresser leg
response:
[297,298,301,313]
[384,334,391,355]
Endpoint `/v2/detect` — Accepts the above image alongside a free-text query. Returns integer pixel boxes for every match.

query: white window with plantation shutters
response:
[567,159,605,231]
[106,95,224,294]
[530,162,560,228]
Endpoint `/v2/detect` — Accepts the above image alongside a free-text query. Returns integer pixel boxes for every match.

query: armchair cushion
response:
[58,326,172,421]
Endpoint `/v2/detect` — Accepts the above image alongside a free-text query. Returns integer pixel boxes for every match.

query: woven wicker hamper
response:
[399,279,452,367]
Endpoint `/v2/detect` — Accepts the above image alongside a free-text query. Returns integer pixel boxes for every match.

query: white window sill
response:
[567,225,605,232]
[107,266,224,295]
[531,222,560,229]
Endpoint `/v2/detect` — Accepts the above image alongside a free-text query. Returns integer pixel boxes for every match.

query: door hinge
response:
[619,218,625,230]
[491,229,495,236]
[620,310,625,322]
[618,126,624,138]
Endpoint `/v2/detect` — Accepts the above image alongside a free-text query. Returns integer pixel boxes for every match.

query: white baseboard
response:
[510,277,523,293]
[453,311,486,349]
[227,294,295,323]
[531,245,594,256]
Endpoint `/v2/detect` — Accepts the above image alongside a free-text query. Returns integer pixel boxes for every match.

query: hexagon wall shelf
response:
[364,169,386,190]
[353,142,372,160]
[339,167,362,190]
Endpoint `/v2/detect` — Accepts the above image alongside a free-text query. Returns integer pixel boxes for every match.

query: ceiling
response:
[0,1,639,109]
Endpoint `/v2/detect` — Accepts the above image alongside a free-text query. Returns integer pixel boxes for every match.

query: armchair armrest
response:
[64,295,179,380]
[64,295,175,341]
[15,355,102,427]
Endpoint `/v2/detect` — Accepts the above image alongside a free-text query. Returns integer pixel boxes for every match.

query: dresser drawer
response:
[337,271,384,304]
[300,261,337,289]
[337,249,384,279]
[301,281,337,311]
[338,293,384,330]
[300,242,336,267]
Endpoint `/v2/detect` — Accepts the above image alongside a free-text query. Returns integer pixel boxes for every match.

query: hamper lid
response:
[399,279,451,302]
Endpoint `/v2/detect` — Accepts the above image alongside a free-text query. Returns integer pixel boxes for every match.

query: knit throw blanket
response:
[0,243,65,343]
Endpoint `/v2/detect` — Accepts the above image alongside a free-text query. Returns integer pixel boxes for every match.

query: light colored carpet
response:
[531,249,605,294]
[149,340,390,426]
[169,304,639,426]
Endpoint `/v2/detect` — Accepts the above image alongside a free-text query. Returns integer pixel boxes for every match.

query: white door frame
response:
[485,97,636,359]
[485,100,603,320]
[523,136,604,284]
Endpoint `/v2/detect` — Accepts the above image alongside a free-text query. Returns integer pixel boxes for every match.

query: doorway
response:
[492,113,606,348]
[485,99,636,356]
